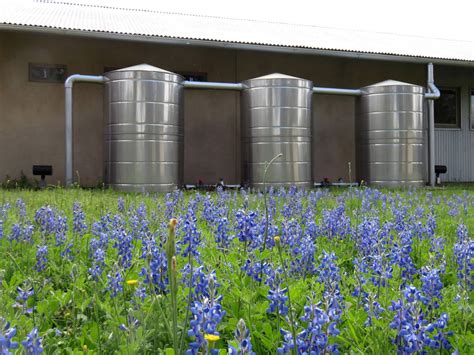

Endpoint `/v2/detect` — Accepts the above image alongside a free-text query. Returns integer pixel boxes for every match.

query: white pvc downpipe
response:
[424,63,440,187]
[64,74,106,186]
[313,87,362,96]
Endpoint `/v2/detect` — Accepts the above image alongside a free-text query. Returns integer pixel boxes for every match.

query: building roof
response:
[1,0,474,63]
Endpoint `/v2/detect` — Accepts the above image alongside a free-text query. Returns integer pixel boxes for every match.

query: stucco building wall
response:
[0,30,442,186]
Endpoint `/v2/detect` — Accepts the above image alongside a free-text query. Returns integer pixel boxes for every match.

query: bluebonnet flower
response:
[295,300,340,354]
[281,190,303,220]
[420,267,443,310]
[13,286,35,315]
[8,224,21,243]
[165,191,182,220]
[424,213,436,239]
[60,243,74,260]
[128,210,147,241]
[21,328,43,354]
[34,206,57,237]
[429,236,446,271]
[425,313,453,351]
[16,199,26,219]
[118,315,139,333]
[362,293,385,327]
[277,329,295,355]
[453,224,474,299]
[389,286,431,354]
[8,200,30,243]
[267,275,289,316]
[187,271,225,355]
[316,252,343,336]
[242,258,269,283]
[319,204,351,240]
[391,202,408,232]
[202,194,218,226]
[234,209,258,247]
[9,221,34,244]
[178,208,201,259]
[35,245,48,272]
[447,200,459,217]
[88,247,106,280]
[392,230,417,287]
[352,257,369,298]
[0,317,19,354]
[91,214,112,244]
[139,236,167,294]
[106,270,124,298]
[229,319,255,355]
[215,216,232,251]
[73,202,88,236]
[131,203,149,240]
[117,197,125,213]
[290,234,316,278]
[54,215,68,247]
[134,287,146,301]
[113,228,133,269]
[280,219,302,249]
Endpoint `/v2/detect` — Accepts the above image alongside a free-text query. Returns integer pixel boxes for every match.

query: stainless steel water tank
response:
[104,64,184,192]
[356,80,427,187]
[242,73,313,188]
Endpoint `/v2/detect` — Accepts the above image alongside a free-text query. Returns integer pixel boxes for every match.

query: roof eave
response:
[1,23,474,67]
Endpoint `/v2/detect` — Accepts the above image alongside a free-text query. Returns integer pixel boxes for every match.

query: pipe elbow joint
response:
[425,84,441,100]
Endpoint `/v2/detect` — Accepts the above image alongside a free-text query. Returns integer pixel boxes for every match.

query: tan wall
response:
[0,30,427,186]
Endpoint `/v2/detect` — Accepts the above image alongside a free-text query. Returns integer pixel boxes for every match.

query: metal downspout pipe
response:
[183,81,243,90]
[424,63,441,187]
[64,75,106,186]
[184,81,363,96]
[312,87,362,96]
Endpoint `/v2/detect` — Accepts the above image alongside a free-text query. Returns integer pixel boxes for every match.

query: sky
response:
[67,0,474,42]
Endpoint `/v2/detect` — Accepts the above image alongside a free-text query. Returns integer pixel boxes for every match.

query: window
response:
[29,63,67,83]
[434,88,460,128]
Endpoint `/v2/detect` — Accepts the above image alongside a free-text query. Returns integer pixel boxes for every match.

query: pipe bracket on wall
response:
[65,74,106,186]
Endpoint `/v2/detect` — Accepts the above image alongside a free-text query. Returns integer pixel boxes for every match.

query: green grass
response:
[0,186,473,354]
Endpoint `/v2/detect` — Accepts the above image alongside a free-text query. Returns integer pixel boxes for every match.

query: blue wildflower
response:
[187,271,225,355]
[229,319,255,355]
[35,245,48,272]
[73,202,88,236]
[21,328,43,354]
[0,318,19,354]
[107,270,124,298]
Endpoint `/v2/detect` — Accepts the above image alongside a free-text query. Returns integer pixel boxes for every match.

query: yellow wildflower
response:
[204,334,220,342]
[274,236,281,244]
[126,279,139,286]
